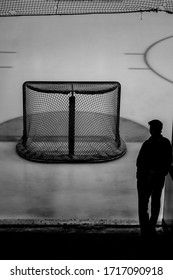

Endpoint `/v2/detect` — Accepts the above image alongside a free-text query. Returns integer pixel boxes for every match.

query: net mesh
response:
[16,82,126,163]
[1,0,173,16]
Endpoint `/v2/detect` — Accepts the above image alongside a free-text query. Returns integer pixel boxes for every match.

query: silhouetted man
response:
[136,120,172,237]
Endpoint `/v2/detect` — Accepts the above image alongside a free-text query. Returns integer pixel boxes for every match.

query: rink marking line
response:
[124,53,144,55]
[0,51,17,54]
[0,66,13,68]
[144,35,173,84]
[128,67,150,70]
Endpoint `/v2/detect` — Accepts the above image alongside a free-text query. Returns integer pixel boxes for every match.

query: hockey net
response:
[16,81,126,163]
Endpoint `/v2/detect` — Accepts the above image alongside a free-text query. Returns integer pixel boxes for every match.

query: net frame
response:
[16,81,126,163]
[0,0,173,17]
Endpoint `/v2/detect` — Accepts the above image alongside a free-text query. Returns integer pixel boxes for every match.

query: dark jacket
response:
[136,135,172,180]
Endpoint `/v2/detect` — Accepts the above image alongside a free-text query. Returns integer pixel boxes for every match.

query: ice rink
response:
[0,11,172,223]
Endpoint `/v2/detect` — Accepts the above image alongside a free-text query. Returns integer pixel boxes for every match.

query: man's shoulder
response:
[160,136,171,145]
[142,138,151,145]
[142,136,171,149]
[139,139,151,151]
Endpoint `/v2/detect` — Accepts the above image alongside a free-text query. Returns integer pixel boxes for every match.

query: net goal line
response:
[1,0,173,17]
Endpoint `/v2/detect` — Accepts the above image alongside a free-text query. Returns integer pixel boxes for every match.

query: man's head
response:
[148,119,163,136]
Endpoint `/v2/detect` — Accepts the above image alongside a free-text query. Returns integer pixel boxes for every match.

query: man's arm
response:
[136,142,148,179]
[136,142,147,168]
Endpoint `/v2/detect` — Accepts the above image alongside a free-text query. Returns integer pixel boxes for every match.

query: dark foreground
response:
[0,225,172,260]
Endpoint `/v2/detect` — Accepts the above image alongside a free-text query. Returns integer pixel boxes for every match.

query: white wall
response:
[0,12,173,138]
